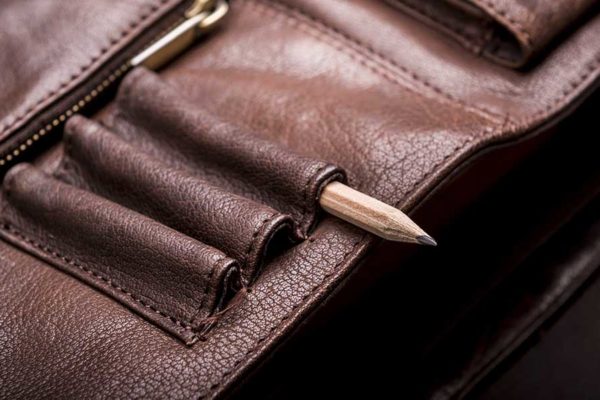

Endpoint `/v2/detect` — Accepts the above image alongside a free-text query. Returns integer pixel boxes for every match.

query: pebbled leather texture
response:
[0,163,240,344]
[0,0,598,398]
[385,0,598,67]
[107,68,346,241]
[0,64,349,340]
[0,0,182,149]
[59,115,300,284]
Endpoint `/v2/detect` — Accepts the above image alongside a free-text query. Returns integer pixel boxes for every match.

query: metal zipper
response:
[0,0,229,169]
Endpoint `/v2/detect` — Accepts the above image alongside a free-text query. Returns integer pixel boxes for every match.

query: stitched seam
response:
[191,256,226,326]
[0,222,201,336]
[387,0,486,52]
[199,56,598,392]
[251,0,501,121]
[0,0,172,136]
[32,134,226,332]
[201,132,479,398]
[475,0,532,46]
[200,232,367,399]
[245,213,280,262]
[201,2,600,393]
[249,0,597,123]
[520,56,600,127]
[246,0,504,123]
[390,0,519,63]
[56,118,226,331]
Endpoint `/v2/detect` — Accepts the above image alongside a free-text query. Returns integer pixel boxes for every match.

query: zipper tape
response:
[0,0,228,170]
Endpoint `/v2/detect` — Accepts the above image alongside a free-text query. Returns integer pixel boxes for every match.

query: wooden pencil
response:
[320,182,437,246]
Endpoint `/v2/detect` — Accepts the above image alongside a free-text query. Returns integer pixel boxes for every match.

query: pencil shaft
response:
[319,182,434,245]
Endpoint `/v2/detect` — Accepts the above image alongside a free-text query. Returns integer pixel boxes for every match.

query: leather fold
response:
[0,164,239,345]
[386,0,598,67]
[59,115,296,283]
[106,68,346,237]
[0,0,599,395]
[0,67,349,341]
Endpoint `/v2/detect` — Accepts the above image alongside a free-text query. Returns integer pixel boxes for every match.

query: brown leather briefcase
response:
[0,0,598,398]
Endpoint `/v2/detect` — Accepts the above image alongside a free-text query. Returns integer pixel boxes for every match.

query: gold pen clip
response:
[131,0,229,70]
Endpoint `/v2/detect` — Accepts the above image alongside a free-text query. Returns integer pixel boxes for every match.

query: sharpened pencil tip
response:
[417,235,437,247]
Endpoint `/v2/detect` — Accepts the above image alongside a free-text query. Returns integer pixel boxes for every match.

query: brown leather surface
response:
[228,99,600,398]
[107,68,345,241]
[60,115,299,285]
[0,163,240,344]
[279,0,600,122]
[0,0,598,398]
[386,0,598,67]
[0,0,182,146]
[0,58,350,339]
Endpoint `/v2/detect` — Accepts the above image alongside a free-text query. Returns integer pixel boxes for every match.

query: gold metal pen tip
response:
[416,235,437,247]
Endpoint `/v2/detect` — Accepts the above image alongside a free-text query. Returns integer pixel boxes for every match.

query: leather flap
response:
[0,68,347,343]
[0,0,598,396]
[386,0,598,67]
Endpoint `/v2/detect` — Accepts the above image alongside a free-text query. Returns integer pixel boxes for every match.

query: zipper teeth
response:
[0,63,131,168]
[0,13,188,169]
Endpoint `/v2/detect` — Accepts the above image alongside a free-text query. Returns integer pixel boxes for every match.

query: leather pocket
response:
[0,164,238,345]
[0,67,347,343]
[385,0,597,67]
[58,115,297,283]
[107,68,345,236]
